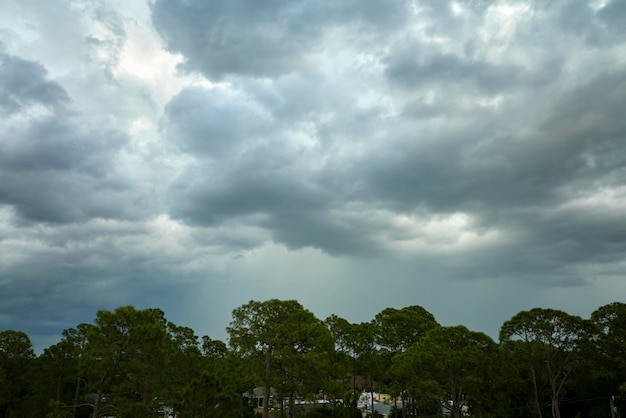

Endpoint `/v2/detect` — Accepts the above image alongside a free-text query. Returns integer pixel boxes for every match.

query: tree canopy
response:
[1,300,624,418]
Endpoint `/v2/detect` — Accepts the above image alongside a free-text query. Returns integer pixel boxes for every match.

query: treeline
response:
[0,300,625,418]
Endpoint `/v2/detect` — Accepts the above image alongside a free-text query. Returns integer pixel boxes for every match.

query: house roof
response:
[345,376,378,390]
[242,386,277,398]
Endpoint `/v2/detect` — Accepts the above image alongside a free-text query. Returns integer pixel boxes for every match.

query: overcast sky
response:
[2,0,626,352]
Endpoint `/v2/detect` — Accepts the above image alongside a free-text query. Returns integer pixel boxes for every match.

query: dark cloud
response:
[384,44,524,92]
[0,54,144,224]
[0,53,69,113]
[149,0,626,287]
[368,65,626,209]
[0,169,134,224]
[150,0,407,79]
[163,79,394,255]
[0,117,124,174]
[596,0,626,35]
[0,221,212,348]
[0,120,132,223]
[162,48,626,292]
[163,87,272,157]
[2,0,626,354]
[166,146,377,254]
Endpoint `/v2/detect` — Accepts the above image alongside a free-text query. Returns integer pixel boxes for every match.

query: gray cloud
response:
[150,0,407,79]
[0,217,214,347]
[0,53,69,113]
[384,46,525,92]
[597,0,626,36]
[2,0,626,353]
[163,86,273,157]
[0,56,133,224]
[166,143,379,255]
[155,0,626,288]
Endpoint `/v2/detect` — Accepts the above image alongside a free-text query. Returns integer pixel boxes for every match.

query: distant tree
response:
[227,299,332,418]
[322,315,356,407]
[0,330,36,417]
[347,321,381,416]
[589,302,626,416]
[10,300,626,418]
[35,338,81,416]
[61,323,92,418]
[324,314,353,359]
[163,323,203,417]
[373,306,439,416]
[492,341,537,418]
[82,306,170,418]
[392,326,497,418]
[389,349,442,417]
[374,306,438,354]
[202,336,228,362]
[500,308,592,418]
[176,370,242,418]
[591,302,626,382]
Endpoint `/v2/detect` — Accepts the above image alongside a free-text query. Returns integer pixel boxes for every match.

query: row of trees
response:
[1,300,625,418]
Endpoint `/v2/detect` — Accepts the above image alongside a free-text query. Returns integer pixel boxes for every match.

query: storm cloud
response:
[1,0,626,351]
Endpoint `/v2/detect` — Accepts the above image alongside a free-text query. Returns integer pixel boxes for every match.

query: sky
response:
[1,0,626,353]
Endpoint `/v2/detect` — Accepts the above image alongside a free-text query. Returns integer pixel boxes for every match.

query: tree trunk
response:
[72,376,81,418]
[56,374,62,403]
[451,385,461,418]
[547,357,561,418]
[370,373,375,418]
[352,354,358,409]
[529,361,543,417]
[263,348,272,418]
[552,394,561,418]
[92,390,102,418]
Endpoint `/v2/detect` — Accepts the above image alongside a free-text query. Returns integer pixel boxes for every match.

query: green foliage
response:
[81,306,171,417]
[176,370,243,418]
[6,300,626,418]
[586,303,626,417]
[307,405,335,417]
[591,303,626,378]
[392,325,497,418]
[500,308,592,418]
[373,306,439,354]
[0,330,36,417]
[45,406,72,418]
[228,299,333,418]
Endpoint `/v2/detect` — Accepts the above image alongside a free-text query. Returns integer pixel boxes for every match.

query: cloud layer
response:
[1,0,626,351]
